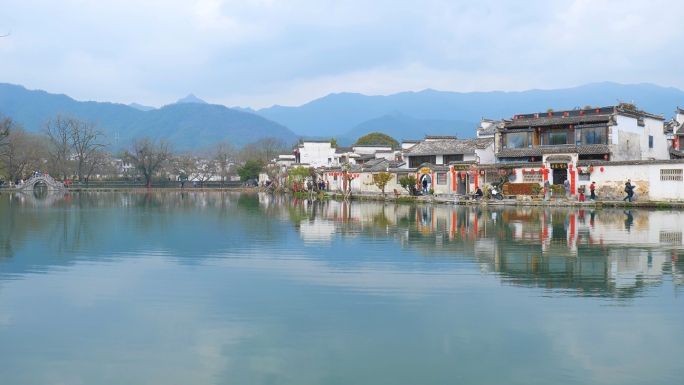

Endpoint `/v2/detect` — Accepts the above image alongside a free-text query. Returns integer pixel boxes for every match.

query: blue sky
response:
[1,0,683,109]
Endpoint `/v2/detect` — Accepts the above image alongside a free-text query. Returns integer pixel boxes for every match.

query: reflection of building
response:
[306,201,683,298]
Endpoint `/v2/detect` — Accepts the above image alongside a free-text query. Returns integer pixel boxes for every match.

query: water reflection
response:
[2,192,682,300]
[1,192,683,385]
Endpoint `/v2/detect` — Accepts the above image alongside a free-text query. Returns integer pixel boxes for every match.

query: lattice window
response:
[485,171,500,184]
[436,173,447,185]
[660,169,683,181]
[522,173,543,183]
[659,231,682,244]
[578,173,590,181]
[396,173,407,184]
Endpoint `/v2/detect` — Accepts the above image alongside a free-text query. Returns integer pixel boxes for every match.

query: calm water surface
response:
[0,191,683,384]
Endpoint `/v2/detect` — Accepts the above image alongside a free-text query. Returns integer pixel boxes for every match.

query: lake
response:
[1,191,683,384]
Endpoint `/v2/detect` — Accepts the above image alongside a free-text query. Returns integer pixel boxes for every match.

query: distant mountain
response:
[342,112,476,142]
[129,102,156,111]
[256,82,684,137]
[176,93,207,104]
[0,84,298,148]
[232,106,256,114]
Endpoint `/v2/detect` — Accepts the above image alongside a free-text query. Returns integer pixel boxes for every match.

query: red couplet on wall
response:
[570,171,576,196]
[451,169,456,192]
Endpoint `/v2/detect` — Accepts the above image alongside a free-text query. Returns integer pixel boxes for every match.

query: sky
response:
[1,0,684,109]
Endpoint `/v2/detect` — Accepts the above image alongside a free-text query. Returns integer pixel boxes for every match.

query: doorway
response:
[552,168,567,185]
[457,174,469,195]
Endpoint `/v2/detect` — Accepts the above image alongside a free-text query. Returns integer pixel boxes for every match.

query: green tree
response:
[237,160,262,181]
[354,132,399,148]
[286,165,310,186]
[329,138,339,148]
[398,175,418,196]
[365,171,393,196]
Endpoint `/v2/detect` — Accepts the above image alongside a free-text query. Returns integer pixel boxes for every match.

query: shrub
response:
[503,183,539,195]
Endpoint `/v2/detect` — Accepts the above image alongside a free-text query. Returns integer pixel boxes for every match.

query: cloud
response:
[1,0,683,108]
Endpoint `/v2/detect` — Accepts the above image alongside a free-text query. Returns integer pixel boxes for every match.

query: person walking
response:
[590,182,596,201]
[543,180,550,201]
[623,180,634,202]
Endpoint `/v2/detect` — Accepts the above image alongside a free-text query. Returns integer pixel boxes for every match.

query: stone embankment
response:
[330,192,684,209]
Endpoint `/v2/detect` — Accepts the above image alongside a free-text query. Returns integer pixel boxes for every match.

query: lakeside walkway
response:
[3,186,683,209]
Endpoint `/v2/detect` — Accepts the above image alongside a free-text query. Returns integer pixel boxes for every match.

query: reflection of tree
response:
[2,194,682,300]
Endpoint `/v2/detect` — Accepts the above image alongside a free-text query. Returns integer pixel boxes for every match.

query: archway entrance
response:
[551,164,568,186]
[33,181,48,198]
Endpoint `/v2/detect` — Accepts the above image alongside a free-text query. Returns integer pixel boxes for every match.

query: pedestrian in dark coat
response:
[623,180,634,202]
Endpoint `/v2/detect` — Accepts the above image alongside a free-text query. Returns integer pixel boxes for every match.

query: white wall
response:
[475,142,496,164]
[352,145,393,155]
[613,115,668,160]
[300,142,337,168]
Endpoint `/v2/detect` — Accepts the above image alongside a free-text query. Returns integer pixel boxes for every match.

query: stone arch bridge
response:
[16,174,66,191]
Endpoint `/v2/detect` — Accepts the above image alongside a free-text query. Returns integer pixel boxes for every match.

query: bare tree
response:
[208,140,236,187]
[126,136,174,185]
[83,150,113,181]
[194,150,216,187]
[41,114,74,180]
[172,152,197,185]
[265,163,283,187]
[72,118,108,181]
[255,137,287,163]
[239,137,287,164]
[0,112,17,159]
[0,127,45,182]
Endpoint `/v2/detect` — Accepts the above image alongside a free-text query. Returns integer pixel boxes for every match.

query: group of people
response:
[575,180,636,202]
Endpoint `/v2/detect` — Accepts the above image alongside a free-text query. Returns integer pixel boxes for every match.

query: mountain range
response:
[254,82,684,138]
[0,84,298,149]
[2,81,683,150]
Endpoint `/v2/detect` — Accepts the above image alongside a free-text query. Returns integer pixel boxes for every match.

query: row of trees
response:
[1,112,113,183]
[1,110,292,185]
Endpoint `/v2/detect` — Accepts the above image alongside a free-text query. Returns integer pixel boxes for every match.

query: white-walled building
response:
[401,136,495,169]
[297,141,338,168]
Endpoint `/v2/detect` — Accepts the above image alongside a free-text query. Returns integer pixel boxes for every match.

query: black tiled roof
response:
[504,114,611,128]
[577,158,684,166]
[497,145,610,158]
[669,146,684,159]
[405,138,494,156]
[477,122,499,136]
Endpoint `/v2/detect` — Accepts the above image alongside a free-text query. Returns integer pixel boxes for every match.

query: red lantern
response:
[534,114,538,118]
[564,112,568,116]
[541,164,546,169]
[580,110,584,115]
[512,170,516,174]
[569,164,573,169]
[480,170,485,175]
[500,170,506,175]
[548,113,552,117]
[600,167,604,172]
[604,154,608,160]
[531,169,535,174]
[596,109,600,114]
[513,115,517,119]
[590,167,594,172]
[522,169,526,173]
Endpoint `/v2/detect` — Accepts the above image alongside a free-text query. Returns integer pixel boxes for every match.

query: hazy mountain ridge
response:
[256,82,684,138]
[342,112,476,141]
[129,102,156,111]
[176,93,207,104]
[0,83,298,148]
